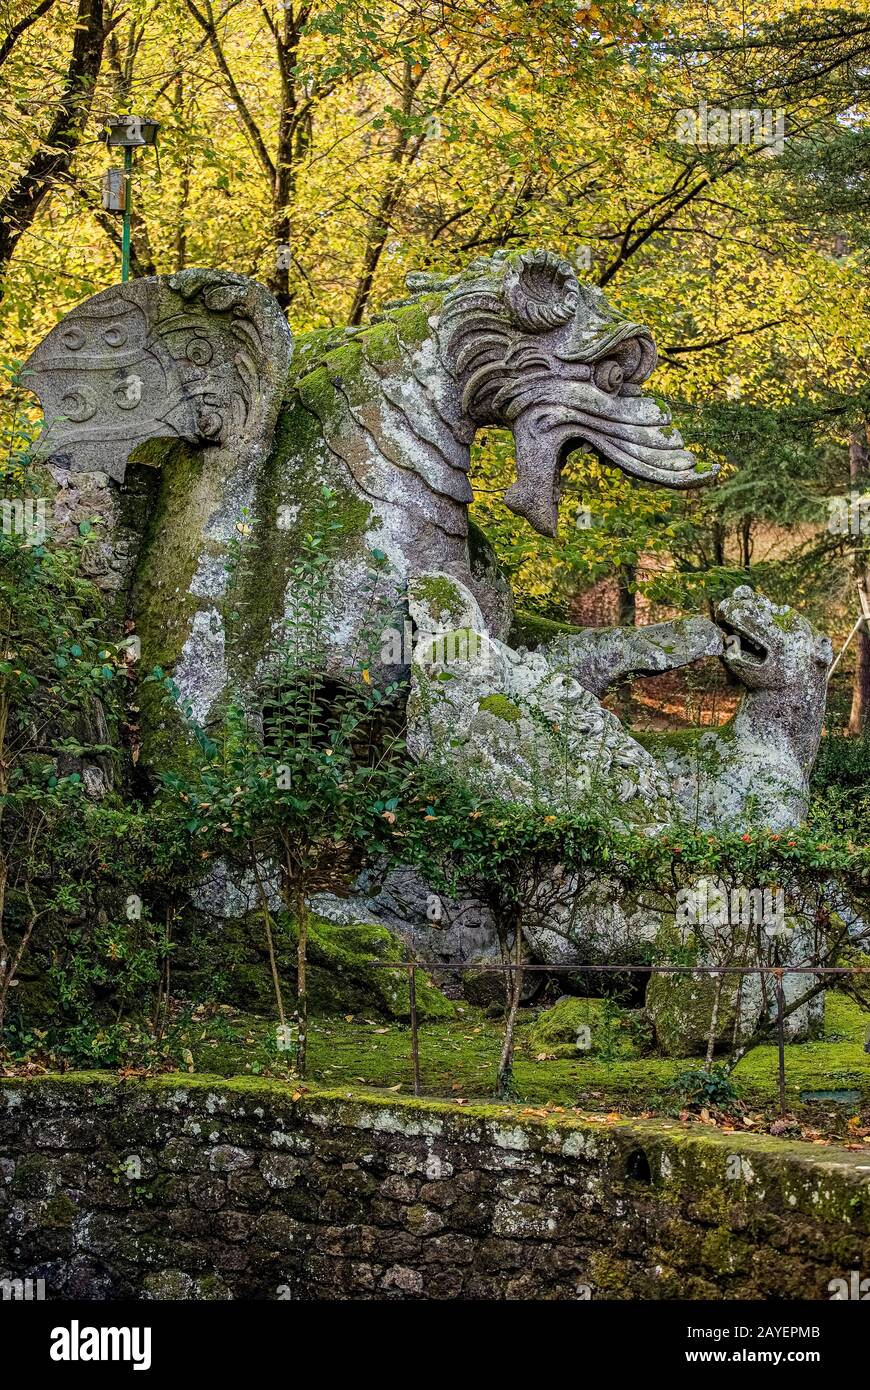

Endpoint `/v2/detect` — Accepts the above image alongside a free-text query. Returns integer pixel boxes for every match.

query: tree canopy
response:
[2,0,869,720]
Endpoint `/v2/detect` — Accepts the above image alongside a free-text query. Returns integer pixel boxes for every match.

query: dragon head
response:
[716,586,833,694]
[437,248,715,535]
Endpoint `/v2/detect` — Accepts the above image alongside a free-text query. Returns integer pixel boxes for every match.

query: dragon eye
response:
[617,339,644,380]
[593,359,624,393]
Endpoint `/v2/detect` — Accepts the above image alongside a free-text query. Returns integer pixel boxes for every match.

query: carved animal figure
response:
[648,586,833,831]
[21,256,837,1047]
[407,568,673,823]
[22,252,714,764]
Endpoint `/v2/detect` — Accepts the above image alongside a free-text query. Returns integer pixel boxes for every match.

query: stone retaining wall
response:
[1,1075,868,1300]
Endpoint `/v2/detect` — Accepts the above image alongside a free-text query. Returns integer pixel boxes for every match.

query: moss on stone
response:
[477,693,521,724]
[509,610,582,649]
[771,608,802,633]
[360,319,403,369]
[409,575,464,621]
[3,1070,870,1238]
[528,996,652,1060]
[387,293,443,345]
[419,626,483,666]
[633,727,703,755]
[289,293,441,395]
[129,440,229,773]
[175,911,453,1026]
[296,363,351,431]
[41,1192,77,1229]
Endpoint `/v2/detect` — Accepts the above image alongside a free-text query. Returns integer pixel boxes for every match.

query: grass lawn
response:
[179,992,870,1123]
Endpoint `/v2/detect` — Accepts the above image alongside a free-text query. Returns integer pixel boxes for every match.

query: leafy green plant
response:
[666,1065,740,1111]
[0,411,134,1041]
[398,764,870,1092]
[813,732,870,807]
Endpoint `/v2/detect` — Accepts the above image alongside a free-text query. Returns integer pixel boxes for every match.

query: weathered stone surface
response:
[650,586,834,831]
[407,570,670,820]
[549,614,725,697]
[638,588,834,1050]
[1,1077,868,1301]
[22,269,294,485]
[19,256,835,1041]
[21,250,713,757]
[328,868,502,980]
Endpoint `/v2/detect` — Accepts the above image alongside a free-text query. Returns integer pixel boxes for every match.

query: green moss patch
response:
[477,693,521,723]
[528,996,653,1060]
[734,994,870,1102]
[176,912,453,1026]
[156,992,870,1121]
[410,575,464,621]
[510,610,582,649]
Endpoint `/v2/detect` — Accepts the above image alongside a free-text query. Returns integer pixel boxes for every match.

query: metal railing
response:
[357,961,870,1114]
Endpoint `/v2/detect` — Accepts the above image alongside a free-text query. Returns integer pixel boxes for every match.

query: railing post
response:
[773,967,787,1117]
[408,964,421,1097]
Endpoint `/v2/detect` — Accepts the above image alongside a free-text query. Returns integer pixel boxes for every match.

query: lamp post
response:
[100,116,160,283]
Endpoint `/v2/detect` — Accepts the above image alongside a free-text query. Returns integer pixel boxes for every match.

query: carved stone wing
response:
[21,269,293,482]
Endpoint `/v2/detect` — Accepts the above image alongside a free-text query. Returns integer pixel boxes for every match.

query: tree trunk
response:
[295,890,308,1078]
[740,516,753,569]
[705,971,724,1067]
[347,60,424,325]
[0,0,105,288]
[848,424,870,735]
[496,917,524,1100]
[267,13,311,309]
[617,564,636,627]
[174,74,189,272]
[251,856,286,1027]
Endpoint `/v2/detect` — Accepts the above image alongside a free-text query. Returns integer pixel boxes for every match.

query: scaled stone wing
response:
[21,270,293,482]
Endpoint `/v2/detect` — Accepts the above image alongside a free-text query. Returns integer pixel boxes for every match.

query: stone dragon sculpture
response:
[21,251,834,1043]
[23,249,712,736]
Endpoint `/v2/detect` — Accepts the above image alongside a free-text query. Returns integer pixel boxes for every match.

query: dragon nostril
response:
[594,359,623,393]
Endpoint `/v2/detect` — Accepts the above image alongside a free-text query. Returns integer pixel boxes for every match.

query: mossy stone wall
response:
[1,1077,868,1300]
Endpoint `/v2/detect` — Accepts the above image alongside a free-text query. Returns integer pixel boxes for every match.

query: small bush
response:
[813,733,870,803]
[666,1064,740,1110]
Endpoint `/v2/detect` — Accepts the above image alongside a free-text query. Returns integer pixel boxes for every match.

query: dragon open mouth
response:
[503,335,716,536]
[717,615,769,667]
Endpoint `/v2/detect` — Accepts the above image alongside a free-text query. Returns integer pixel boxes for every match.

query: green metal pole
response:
[121,145,133,282]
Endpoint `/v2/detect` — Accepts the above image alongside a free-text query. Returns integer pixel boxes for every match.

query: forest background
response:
[2,0,869,728]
